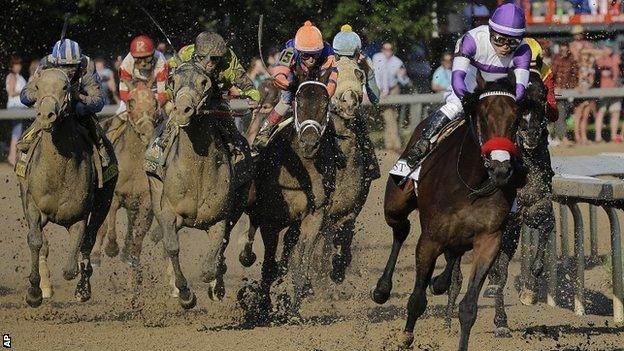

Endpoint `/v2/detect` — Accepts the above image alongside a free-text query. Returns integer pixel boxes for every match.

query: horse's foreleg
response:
[25,200,44,308]
[103,196,121,258]
[256,225,280,314]
[372,179,417,305]
[161,207,194,309]
[522,198,555,305]
[458,231,502,351]
[203,220,231,301]
[39,234,53,298]
[128,204,154,267]
[280,223,301,277]
[239,216,258,267]
[430,250,460,295]
[64,220,87,281]
[401,238,442,349]
[330,216,356,284]
[291,212,324,310]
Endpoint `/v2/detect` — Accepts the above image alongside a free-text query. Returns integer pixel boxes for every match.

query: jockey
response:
[405,3,531,168]
[119,35,169,109]
[332,24,380,104]
[252,20,338,151]
[332,24,381,180]
[525,38,558,122]
[19,38,112,167]
[160,31,260,162]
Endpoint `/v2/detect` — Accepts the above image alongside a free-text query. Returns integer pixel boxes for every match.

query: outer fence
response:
[522,154,624,324]
[3,87,624,122]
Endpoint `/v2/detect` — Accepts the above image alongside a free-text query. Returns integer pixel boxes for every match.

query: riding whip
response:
[135,3,179,60]
[60,13,70,41]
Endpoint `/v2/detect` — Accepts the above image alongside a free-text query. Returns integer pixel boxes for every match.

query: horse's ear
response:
[476,71,486,90]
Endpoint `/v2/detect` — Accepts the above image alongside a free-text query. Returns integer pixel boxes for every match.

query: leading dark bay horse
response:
[18,68,116,307]
[240,80,337,318]
[372,77,522,350]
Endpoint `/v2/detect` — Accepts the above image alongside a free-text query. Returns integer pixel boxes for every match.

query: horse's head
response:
[294,81,331,158]
[467,76,519,187]
[169,63,212,127]
[126,80,158,141]
[34,68,71,130]
[517,71,547,150]
[332,58,364,119]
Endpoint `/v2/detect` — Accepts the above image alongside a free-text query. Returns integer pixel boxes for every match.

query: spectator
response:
[112,55,124,102]
[463,1,490,29]
[431,52,452,93]
[406,44,431,93]
[247,57,269,88]
[156,42,172,60]
[373,41,411,152]
[94,58,118,105]
[573,49,597,144]
[5,56,28,165]
[594,40,622,142]
[551,41,579,146]
[570,25,595,61]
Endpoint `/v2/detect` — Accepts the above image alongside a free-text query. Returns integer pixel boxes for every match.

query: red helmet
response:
[130,35,155,58]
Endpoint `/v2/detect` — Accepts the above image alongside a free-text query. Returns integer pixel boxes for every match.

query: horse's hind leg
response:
[372,178,417,305]
[103,196,121,258]
[124,203,153,267]
[25,201,44,308]
[445,256,463,329]
[457,232,502,351]
[239,217,258,267]
[430,250,460,295]
[39,234,53,298]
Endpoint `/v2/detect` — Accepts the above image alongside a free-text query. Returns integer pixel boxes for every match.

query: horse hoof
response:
[519,288,537,306]
[239,249,257,268]
[179,290,197,309]
[330,268,346,284]
[400,332,414,349]
[207,279,225,301]
[370,283,391,305]
[482,284,500,299]
[494,327,512,338]
[41,287,54,299]
[91,254,101,268]
[26,287,43,308]
[75,282,92,302]
[428,276,448,296]
[105,241,119,258]
[63,268,78,281]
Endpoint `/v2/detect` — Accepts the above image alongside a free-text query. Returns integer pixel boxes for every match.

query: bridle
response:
[293,81,331,137]
[173,63,213,126]
[38,68,71,115]
[457,90,518,197]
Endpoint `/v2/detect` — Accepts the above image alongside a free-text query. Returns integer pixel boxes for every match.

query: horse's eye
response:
[62,85,68,91]
[201,79,208,87]
[35,85,39,90]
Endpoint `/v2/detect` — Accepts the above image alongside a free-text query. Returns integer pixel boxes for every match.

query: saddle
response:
[390,118,465,192]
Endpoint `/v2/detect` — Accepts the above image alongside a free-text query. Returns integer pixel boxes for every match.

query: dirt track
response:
[1,144,624,351]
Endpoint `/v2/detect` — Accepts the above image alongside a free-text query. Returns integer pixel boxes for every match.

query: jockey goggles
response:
[490,33,521,50]
[301,52,320,60]
[134,55,154,65]
[195,54,223,64]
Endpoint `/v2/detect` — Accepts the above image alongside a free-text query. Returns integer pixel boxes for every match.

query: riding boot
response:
[83,116,112,168]
[405,109,450,169]
[251,109,283,154]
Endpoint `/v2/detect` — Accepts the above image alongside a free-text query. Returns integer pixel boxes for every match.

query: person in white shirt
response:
[372,42,411,152]
[5,56,27,166]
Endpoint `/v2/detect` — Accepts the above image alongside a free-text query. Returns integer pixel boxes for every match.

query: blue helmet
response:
[332,24,362,56]
[51,39,82,65]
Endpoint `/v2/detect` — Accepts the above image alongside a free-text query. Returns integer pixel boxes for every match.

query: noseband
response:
[294,81,330,137]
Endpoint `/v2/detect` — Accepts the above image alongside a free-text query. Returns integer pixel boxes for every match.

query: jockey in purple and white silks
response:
[405,3,530,168]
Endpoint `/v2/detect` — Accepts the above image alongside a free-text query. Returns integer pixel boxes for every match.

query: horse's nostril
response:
[47,112,55,119]
[184,106,192,114]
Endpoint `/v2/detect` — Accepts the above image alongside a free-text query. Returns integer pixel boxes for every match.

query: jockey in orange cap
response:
[118,35,169,110]
[252,20,338,151]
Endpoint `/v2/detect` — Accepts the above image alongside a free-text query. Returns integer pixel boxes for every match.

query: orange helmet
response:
[294,21,324,54]
[130,35,155,58]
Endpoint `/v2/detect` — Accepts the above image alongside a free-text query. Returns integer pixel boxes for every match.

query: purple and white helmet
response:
[488,3,526,38]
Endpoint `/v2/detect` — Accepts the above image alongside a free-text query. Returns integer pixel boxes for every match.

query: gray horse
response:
[92,81,158,267]
[148,63,250,309]
[18,68,116,307]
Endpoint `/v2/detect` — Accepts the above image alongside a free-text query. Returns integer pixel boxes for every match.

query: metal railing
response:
[3,87,624,121]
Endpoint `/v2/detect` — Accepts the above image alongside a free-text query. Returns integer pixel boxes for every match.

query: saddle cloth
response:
[14,127,117,188]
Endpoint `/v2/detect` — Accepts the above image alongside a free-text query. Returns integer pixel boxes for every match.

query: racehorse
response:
[241,80,337,315]
[147,62,250,308]
[92,80,158,267]
[372,76,521,350]
[18,68,116,307]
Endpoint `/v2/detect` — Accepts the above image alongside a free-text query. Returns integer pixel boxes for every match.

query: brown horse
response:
[19,68,116,307]
[92,81,158,267]
[241,81,337,315]
[372,77,520,350]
